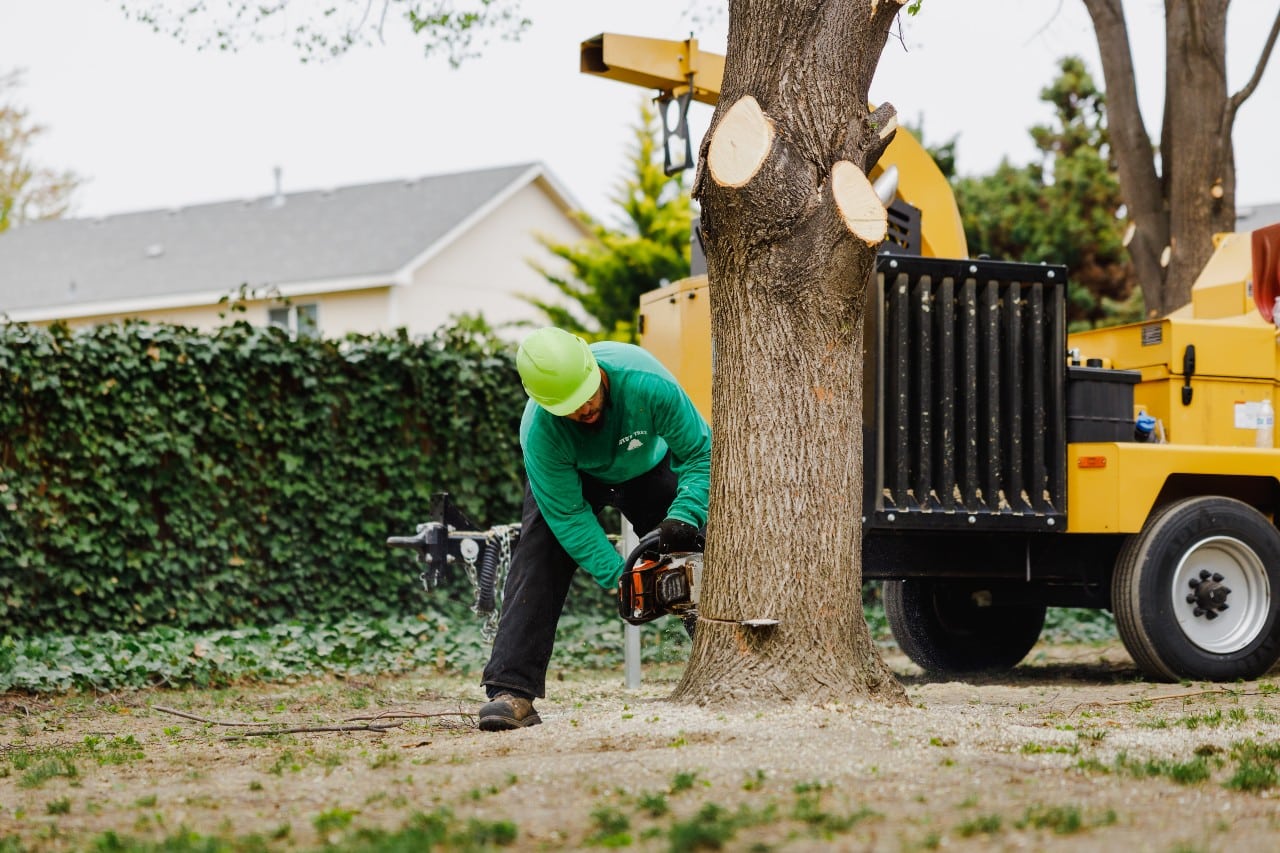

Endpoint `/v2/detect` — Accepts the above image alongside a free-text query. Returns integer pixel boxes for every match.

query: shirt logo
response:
[619,430,649,451]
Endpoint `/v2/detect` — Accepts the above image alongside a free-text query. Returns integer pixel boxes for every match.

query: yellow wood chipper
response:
[584,32,1280,682]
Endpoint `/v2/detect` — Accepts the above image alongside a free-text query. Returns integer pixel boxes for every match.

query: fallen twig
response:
[222,721,404,740]
[153,705,268,727]
[154,703,466,738]
[1107,688,1244,706]
[344,706,476,731]
[345,710,472,722]
[1070,688,1276,715]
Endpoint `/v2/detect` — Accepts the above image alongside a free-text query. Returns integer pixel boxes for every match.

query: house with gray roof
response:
[1238,202,1280,234]
[0,162,589,337]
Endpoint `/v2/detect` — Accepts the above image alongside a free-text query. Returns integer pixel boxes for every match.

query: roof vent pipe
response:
[272,166,285,208]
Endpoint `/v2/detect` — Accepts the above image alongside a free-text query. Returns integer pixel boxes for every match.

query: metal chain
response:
[479,525,517,642]
[415,524,520,643]
[460,536,480,591]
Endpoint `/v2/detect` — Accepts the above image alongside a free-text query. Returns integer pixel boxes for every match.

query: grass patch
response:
[312,807,358,834]
[368,749,399,770]
[1176,709,1228,730]
[84,735,146,766]
[1078,745,1247,792]
[1225,740,1280,792]
[669,770,704,794]
[667,802,775,852]
[1114,751,1213,785]
[1016,804,1082,835]
[11,749,79,790]
[73,808,519,852]
[636,791,669,817]
[970,802,1117,837]
[1118,754,1205,784]
[791,794,878,836]
[956,814,1002,837]
[586,806,631,847]
[1020,741,1079,756]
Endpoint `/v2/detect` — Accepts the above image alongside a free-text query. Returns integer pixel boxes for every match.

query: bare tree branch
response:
[115,0,530,66]
[222,722,404,739]
[153,704,284,727]
[1228,8,1280,113]
[1024,0,1068,46]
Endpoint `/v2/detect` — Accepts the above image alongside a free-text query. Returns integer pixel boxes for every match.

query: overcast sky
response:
[2,1,1278,225]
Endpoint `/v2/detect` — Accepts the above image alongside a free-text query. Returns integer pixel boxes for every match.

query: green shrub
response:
[0,319,524,637]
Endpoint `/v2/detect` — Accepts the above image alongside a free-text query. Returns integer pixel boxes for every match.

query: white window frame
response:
[268,302,319,338]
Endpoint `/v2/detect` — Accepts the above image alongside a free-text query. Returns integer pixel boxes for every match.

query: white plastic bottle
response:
[1257,397,1275,449]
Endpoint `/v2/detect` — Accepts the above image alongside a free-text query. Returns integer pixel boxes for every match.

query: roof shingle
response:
[0,162,542,314]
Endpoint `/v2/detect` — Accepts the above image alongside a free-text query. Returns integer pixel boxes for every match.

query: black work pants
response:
[481,454,678,699]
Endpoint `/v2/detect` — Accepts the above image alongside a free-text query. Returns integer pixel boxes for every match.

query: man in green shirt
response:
[479,327,711,731]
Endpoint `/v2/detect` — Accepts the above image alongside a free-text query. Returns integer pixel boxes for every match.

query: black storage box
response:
[1067,366,1141,442]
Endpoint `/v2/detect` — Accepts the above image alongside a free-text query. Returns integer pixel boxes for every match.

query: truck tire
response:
[1112,496,1280,682]
[883,579,1046,675]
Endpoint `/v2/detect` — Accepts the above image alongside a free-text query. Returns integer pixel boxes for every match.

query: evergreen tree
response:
[952,57,1141,330]
[526,99,692,342]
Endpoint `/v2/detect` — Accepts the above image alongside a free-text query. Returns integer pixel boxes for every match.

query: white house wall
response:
[282,288,395,339]
[38,287,394,337]
[398,180,583,337]
[52,303,238,332]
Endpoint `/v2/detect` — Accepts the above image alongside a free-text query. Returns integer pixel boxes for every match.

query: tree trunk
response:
[671,0,906,707]
[1161,0,1234,313]
[1082,0,1167,315]
[1084,0,1276,317]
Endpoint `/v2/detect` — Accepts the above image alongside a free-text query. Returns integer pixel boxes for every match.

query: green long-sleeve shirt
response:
[519,342,711,589]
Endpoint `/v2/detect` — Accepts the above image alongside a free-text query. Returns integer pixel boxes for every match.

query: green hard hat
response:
[516,328,601,416]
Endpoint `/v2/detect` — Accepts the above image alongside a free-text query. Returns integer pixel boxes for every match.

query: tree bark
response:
[1082,0,1167,315]
[671,0,906,707]
[1161,0,1233,313]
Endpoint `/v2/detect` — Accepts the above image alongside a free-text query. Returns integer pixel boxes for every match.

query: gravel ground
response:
[4,640,1280,851]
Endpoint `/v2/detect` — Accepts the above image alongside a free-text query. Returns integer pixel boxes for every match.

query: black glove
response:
[656,518,702,554]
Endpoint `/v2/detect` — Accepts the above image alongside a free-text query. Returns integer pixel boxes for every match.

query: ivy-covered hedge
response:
[0,320,525,638]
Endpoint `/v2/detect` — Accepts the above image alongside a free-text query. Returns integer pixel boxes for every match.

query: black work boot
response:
[478,692,542,731]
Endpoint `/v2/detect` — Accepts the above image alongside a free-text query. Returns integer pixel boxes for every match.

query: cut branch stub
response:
[708,95,775,188]
[831,160,888,245]
[871,0,909,15]
[863,102,900,172]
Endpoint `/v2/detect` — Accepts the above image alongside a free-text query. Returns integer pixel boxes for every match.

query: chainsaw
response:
[617,530,703,626]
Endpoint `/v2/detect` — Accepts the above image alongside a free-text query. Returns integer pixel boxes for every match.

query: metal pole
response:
[620,519,642,688]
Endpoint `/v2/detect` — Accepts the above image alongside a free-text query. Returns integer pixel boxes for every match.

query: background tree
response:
[526,99,692,342]
[952,57,1140,330]
[0,70,80,233]
[117,0,530,66]
[1082,1,1280,317]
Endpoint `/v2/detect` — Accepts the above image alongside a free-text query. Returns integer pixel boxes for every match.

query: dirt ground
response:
[3,639,1280,852]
